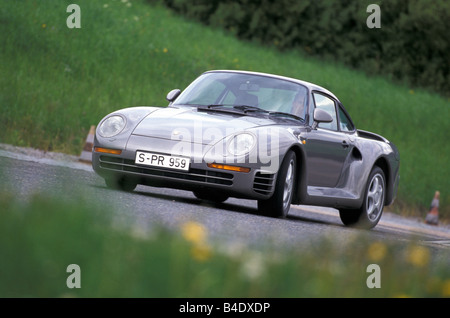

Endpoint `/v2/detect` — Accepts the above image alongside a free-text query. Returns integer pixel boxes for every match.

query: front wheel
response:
[258,150,296,218]
[339,166,386,229]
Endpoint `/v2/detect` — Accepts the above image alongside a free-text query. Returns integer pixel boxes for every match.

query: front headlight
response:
[227,133,256,156]
[98,115,126,138]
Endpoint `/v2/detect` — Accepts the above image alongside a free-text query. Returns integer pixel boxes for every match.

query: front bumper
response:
[92,135,277,200]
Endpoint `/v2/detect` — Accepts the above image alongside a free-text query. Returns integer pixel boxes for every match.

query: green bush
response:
[161,0,450,97]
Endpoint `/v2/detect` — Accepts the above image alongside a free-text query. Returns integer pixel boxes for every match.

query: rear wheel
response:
[258,150,296,218]
[193,190,229,203]
[339,166,386,229]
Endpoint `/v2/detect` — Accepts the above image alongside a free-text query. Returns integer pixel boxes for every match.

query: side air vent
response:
[352,147,362,161]
[253,172,275,195]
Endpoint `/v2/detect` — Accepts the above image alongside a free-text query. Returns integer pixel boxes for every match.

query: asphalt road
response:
[1,145,450,262]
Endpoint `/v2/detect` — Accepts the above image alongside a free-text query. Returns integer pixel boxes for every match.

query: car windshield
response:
[173,72,308,120]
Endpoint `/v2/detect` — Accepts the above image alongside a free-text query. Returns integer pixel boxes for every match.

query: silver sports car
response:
[92,70,400,229]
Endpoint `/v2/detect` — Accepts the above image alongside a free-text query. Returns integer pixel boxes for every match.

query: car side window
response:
[338,106,355,132]
[313,93,338,131]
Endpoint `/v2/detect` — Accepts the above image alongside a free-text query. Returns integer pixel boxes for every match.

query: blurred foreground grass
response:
[0,1,449,218]
[0,192,449,298]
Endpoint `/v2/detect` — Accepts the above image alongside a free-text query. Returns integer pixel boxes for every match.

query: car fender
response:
[94,106,160,151]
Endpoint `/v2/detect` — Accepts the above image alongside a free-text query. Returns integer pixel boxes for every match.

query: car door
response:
[305,92,352,188]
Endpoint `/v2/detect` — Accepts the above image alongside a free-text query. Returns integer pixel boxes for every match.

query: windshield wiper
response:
[200,104,269,114]
[233,105,269,113]
[200,104,303,121]
[205,104,230,108]
[198,104,247,116]
[269,111,303,121]
[204,104,267,112]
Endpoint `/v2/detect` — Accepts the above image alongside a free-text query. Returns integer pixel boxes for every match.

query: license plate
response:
[135,151,190,171]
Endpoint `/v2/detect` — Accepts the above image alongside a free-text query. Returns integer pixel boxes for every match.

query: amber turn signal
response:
[94,147,122,155]
[207,163,251,173]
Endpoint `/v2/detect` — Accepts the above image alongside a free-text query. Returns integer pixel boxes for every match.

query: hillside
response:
[0,0,448,217]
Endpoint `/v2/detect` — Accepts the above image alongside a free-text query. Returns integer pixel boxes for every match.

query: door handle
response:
[342,140,350,148]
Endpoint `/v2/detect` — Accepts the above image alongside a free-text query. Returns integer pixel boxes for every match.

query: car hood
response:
[131,106,278,144]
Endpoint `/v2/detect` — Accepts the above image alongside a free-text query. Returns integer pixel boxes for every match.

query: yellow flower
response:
[367,242,387,262]
[406,245,430,268]
[42,23,47,28]
[393,294,411,298]
[163,48,168,53]
[442,280,450,297]
[191,243,212,262]
[181,221,207,245]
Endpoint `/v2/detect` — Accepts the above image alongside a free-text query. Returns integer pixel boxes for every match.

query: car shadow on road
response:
[287,214,344,227]
[93,183,344,227]
[131,188,344,224]
[137,191,261,216]
[93,183,261,215]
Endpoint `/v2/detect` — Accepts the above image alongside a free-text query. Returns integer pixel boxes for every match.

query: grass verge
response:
[0,192,449,298]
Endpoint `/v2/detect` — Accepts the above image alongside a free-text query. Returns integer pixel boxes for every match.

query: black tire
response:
[339,166,386,229]
[258,150,296,218]
[105,176,137,192]
[193,190,229,203]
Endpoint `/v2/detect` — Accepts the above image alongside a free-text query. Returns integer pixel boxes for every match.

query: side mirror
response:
[166,89,181,102]
[312,108,333,129]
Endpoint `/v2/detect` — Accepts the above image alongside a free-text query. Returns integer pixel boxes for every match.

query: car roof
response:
[203,69,340,101]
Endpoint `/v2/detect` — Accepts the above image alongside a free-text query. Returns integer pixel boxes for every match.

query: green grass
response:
[0,0,449,217]
[0,192,449,298]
